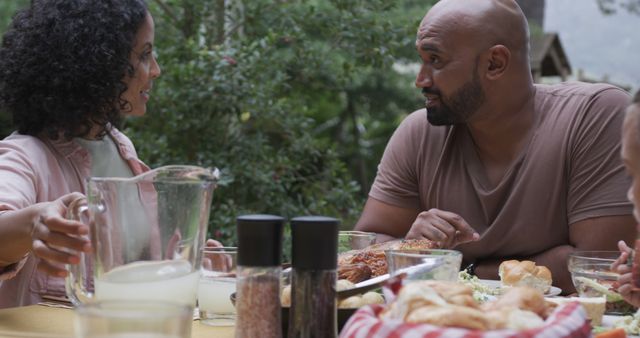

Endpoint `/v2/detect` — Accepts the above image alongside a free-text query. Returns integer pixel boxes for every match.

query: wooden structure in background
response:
[530,33,572,82]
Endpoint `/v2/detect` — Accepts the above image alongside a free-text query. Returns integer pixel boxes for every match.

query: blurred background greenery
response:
[0,0,432,254]
[3,1,633,257]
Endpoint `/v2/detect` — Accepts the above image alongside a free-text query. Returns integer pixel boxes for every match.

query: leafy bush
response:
[121,0,434,255]
[0,0,434,259]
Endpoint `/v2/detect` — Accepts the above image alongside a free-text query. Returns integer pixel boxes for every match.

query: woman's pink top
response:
[0,128,148,308]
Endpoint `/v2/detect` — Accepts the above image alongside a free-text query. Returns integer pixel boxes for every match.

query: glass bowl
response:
[567,250,635,314]
[338,231,376,253]
[385,249,462,282]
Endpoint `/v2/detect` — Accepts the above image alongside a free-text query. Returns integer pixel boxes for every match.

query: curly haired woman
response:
[0,0,160,307]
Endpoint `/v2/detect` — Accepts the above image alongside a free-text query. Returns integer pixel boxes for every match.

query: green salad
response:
[458,270,501,303]
[574,277,623,303]
[592,308,640,335]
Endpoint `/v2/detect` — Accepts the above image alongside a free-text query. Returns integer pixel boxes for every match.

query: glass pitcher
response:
[65,165,219,307]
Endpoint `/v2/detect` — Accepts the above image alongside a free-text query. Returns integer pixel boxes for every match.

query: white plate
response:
[478,279,562,297]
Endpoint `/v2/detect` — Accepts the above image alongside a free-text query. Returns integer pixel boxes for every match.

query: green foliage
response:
[0,0,29,138]
[127,0,434,253]
[0,0,436,259]
[0,0,635,260]
[0,1,28,34]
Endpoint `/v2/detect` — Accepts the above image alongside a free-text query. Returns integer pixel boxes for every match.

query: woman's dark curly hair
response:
[0,0,147,140]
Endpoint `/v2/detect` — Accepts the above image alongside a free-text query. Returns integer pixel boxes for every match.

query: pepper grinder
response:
[288,216,339,338]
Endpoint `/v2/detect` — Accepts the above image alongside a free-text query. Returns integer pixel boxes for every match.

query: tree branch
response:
[181,0,196,39]
[346,91,368,194]
[214,0,225,44]
[222,21,243,41]
[153,0,180,27]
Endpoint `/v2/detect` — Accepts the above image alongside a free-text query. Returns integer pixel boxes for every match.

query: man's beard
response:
[425,71,485,126]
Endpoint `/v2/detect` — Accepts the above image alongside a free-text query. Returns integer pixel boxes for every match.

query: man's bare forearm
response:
[473,244,576,295]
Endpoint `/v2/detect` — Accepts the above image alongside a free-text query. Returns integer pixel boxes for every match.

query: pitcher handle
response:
[64,197,93,305]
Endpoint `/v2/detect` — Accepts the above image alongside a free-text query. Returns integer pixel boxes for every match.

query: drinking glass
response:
[73,300,192,338]
[385,249,462,282]
[198,247,237,326]
[337,231,376,253]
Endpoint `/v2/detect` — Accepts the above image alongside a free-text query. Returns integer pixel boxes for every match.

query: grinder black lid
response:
[291,216,339,270]
[236,214,284,267]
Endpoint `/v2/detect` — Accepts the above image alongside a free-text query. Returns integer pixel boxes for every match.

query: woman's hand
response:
[202,239,234,272]
[205,239,223,249]
[611,240,633,271]
[612,240,640,307]
[31,193,91,277]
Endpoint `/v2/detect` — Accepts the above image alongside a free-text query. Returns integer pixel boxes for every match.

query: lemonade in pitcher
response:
[95,260,200,306]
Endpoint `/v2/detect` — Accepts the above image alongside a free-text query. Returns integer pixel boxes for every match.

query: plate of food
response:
[458,260,562,302]
[477,279,562,297]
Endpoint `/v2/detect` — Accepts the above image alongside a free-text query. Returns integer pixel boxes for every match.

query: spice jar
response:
[234,214,284,338]
[288,216,339,338]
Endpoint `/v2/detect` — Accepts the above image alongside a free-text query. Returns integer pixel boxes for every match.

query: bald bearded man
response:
[355,0,635,293]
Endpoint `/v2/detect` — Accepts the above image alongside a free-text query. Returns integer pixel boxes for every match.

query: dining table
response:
[0,301,635,338]
[0,303,234,338]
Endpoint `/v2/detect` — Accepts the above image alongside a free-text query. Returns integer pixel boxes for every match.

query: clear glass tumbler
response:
[198,247,237,326]
[385,249,462,282]
[337,230,376,253]
[74,300,192,338]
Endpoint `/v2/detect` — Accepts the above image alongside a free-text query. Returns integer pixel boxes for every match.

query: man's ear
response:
[484,45,510,80]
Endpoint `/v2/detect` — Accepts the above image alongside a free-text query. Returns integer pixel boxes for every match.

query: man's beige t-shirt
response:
[370,82,632,263]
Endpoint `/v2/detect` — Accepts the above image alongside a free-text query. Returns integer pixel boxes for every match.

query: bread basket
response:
[339,277,592,338]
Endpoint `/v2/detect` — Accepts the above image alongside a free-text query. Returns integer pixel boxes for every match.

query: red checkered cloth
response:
[340,301,592,338]
[341,276,593,337]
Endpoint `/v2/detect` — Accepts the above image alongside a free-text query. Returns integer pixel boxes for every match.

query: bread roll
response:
[336,279,355,292]
[499,260,552,293]
[406,305,491,330]
[482,286,548,317]
[382,282,448,320]
[361,291,385,305]
[338,295,363,309]
[420,280,478,308]
[485,308,545,330]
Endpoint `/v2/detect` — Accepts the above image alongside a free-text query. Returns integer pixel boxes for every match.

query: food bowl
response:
[567,250,635,314]
[385,249,462,282]
[229,292,357,333]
